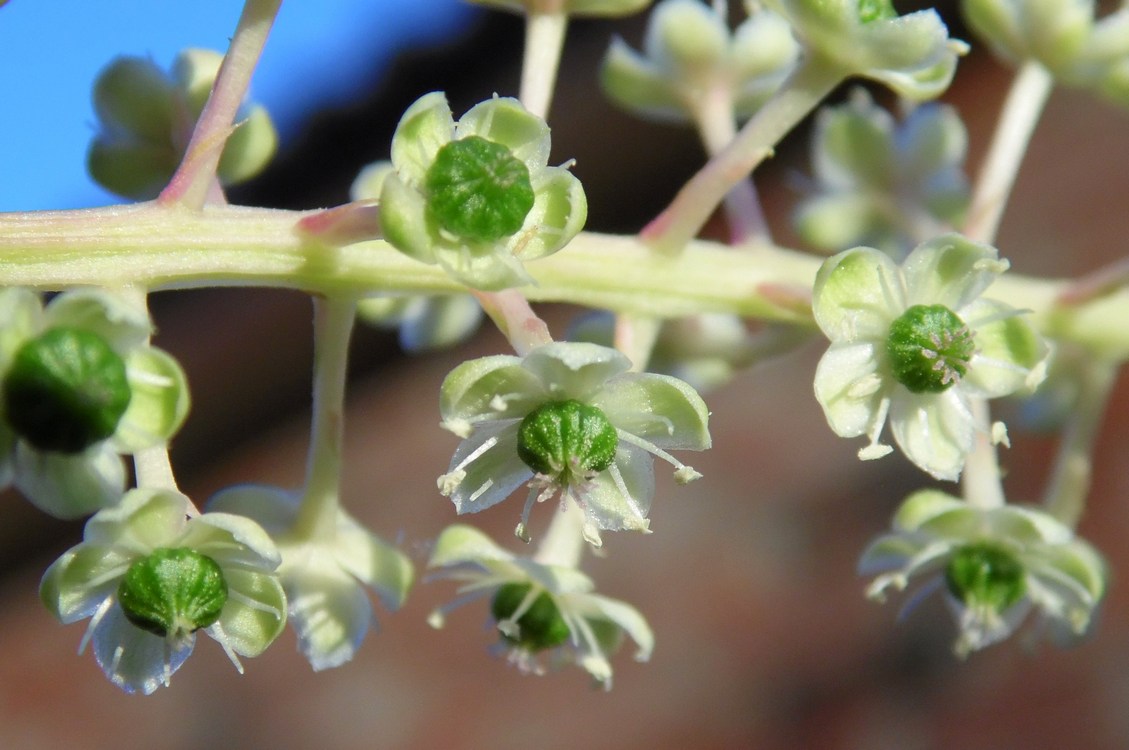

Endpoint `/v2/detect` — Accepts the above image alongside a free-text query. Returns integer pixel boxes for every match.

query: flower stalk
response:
[292,296,357,541]
[160,0,283,208]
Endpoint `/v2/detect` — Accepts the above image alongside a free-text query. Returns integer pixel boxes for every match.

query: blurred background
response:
[2,1,1129,748]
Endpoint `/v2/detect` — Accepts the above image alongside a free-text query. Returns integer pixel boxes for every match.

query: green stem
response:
[1042,358,1117,528]
[963,61,1054,244]
[291,296,357,541]
[641,55,843,254]
[690,83,769,245]
[532,499,587,569]
[520,11,568,120]
[961,399,1006,510]
[3,205,1129,357]
[159,0,282,208]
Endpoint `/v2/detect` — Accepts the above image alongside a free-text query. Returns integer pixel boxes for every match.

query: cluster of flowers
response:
[20,0,1120,695]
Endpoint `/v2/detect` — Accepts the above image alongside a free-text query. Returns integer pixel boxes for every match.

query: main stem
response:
[292,295,357,540]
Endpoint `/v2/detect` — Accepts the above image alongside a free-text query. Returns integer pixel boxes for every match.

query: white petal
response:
[92,605,193,695]
[282,551,371,671]
[901,234,1004,310]
[888,388,975,480]
[577,444,655,533]
[15,443,125,520]
[813,341,887,438]
[521,342,632,401]
[813,247,903,342]
[443,420,532,514]
[334,516,414,611]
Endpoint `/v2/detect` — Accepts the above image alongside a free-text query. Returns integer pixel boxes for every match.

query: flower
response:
[794,89,970,256]
[0,288,190,518]
[379,92,587,291]
[207,485,414,671]
[859,489,1107,656]
[88,49,277,200]
[601,0,799,124]
[962,0,1129,108]
[437,341,711,546]
[426,524,654,688]
[351,160,483,352]
[765,0,968,100]
[39,488,287,694]
[812,234,1047,480]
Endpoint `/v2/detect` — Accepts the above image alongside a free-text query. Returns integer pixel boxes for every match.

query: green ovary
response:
[886,304,975,393]
[424,135,535,243]
[945,544,1026,613]
[3,327,132,453]
[857,0,896,23]
[491,582,571,652]
[117,548,229,639]
[516,399,619,484]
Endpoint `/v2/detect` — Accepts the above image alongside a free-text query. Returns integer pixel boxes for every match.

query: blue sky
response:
[0,1,476,210]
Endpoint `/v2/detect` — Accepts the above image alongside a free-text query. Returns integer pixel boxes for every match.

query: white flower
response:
[437,341,711,546]
[379,93,587,291]
[812,234,1048,480]
[426,524,654,688]
[351,160,483,352]
[39,488,286,694]
[764,0,967,100]
[208,485,414,671]
[601,0,799,123]
[860,489,1107,656]
[0,288,190,518]
[795,89,970,256]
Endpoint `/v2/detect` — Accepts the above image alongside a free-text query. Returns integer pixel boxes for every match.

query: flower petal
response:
[569,592,654,661]
[522,342,632,401]
[398,294,483,353]
[590,372,711,450]
[379,173,438,264]
[441,420,532,514]
[439,354,544,434]
[962,299,1048,397]
[179,511,282,570]
[901,233,1004,311]
[888,388,974,480]
[15,443,126,520]
[206,484,299,535]
[83,487,189,551]
[579,444,655,532]
[333,516,414,612]
[45,289,152,354]
[40,546,131,623]
[92,605,193,695]
[433,239,535,291]
[813,246,903,342]
[813,341,887,438]
[217,567,287,658]
[514,166,587,261]
[457,96,550,168]
[112,346,191,452]
[389,91,455,185]
[428,523,516,568]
